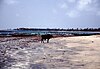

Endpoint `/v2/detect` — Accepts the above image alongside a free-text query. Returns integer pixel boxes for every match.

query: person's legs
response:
[47,39,49,43]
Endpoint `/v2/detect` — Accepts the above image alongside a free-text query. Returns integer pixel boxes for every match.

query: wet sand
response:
[0,35,100,69]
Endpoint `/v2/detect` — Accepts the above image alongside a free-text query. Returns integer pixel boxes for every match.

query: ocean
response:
[0,30,100,36]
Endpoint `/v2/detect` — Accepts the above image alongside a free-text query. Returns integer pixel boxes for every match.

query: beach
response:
[0,35,100,69]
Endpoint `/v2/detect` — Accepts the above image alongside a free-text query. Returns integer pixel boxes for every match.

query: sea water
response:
[0,30,100,36]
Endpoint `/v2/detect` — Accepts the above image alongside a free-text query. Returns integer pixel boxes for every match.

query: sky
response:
[0,0,100,29]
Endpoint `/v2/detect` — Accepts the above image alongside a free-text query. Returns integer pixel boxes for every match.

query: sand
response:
[0,35,100,69]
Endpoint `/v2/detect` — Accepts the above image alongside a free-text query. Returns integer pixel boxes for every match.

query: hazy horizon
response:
[0,0,100,29]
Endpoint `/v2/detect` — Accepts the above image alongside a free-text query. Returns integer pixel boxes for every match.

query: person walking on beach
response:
[41,34,53,43]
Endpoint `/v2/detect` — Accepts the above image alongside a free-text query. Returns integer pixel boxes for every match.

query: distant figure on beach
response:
[41,34,53,43]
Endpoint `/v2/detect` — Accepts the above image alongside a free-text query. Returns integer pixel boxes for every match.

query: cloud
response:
[97,11,100,16]
[16,13,20,17]
[60,3,68,9]
[59,0,100,18]
[76,0,99,11]
[52,9,57,14]
[67,0,76,3]
[66,10,79,18]
[4,0,18,5]
[77,0,92,11]
[77,0,100,16]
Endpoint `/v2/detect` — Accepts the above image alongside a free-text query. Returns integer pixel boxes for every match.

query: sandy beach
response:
[0,35,100,69]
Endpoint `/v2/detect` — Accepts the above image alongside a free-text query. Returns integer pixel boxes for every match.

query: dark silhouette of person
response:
[41,34,53,43]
